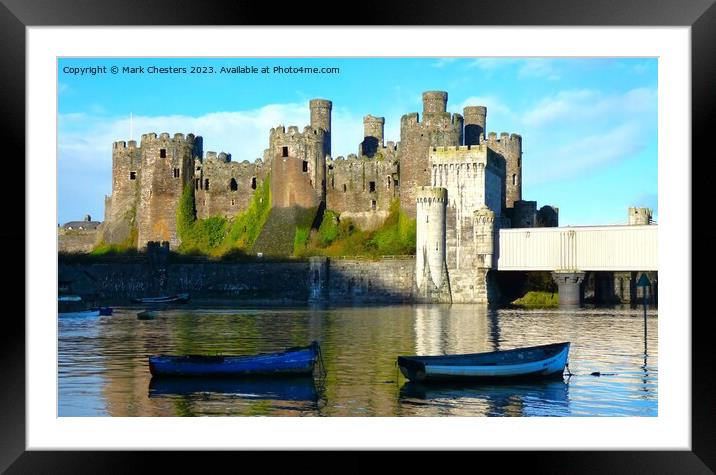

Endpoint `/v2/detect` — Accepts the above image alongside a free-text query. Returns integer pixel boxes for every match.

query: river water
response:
[58,304,657,417]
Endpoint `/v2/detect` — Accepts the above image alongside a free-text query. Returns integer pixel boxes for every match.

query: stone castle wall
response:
[194,152,266,219]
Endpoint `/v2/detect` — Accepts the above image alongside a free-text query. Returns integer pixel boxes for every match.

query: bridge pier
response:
[552,271,585,308]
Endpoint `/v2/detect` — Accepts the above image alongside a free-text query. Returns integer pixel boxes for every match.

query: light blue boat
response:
[398,342,571,382]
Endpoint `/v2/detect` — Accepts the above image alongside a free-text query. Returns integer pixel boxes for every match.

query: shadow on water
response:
[399,379,570,416]
[148,375,320,403]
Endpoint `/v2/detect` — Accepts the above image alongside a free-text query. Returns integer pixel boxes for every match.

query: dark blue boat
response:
[91,306,113,316]
[148,342,321,377]
[148,375,319,402]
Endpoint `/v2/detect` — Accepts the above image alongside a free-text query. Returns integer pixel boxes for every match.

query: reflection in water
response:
[399,380,570,417]
[58,305,658,417]
[148,376,320,402]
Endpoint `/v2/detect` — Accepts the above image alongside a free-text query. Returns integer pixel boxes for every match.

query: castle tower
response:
[422,91,448,115]
[463,106,487,146]
[487,132,522,210]
[415,186,451,303]
[360,115,385,158]
[135,132,202,248]
[309,98,332,157]
[628,207,652,225]
[100,139,142,245]
[399,91,463,217]
[474,206,497,269]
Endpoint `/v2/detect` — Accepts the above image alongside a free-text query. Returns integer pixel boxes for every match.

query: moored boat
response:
[131,293,190,304]
[59,309,101,318]
[137,310,159,320]
[148,341,321,377]
[397,342,571,382]
[91,306,113,316]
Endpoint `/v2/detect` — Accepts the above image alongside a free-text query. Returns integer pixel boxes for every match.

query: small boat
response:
[58,295,82,302]
[59,309,101,318]
[131,293,190,304]
[148,375,319,402]
[91,307,113,316]
[137,310,159,320]
[149,341,321,377]
[397,342,571,382]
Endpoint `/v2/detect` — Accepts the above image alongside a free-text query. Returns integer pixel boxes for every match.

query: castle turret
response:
[309,98,332,158]
[463,106,487,146]
[487,132,522,210]
[398,91,463,217]
[628,207,652,225]
[360,115,385,158]
[422,91,448,115]
[474,206,497,269]
[415,186,451,302]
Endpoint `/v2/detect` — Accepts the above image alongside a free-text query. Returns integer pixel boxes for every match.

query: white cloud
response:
[518,59,561,80]
[451,95,513,119]
[526,121,648,185]
[522,87,656,127]
[466,58,519,70]
[432,58,458,68]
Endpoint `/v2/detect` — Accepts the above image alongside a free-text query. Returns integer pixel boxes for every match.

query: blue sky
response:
[58,57,657,226]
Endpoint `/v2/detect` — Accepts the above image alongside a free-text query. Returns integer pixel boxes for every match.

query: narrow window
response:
[369,181,376,193]
[512,174,517,186]
[371,200,376,210]
[282,146,288,157]
[160,149,166,158]
[394,179,398,188]
[343,184,347,193]
[231,199,235,206]
[331,176,335,189]
[129,171,136,180]
[387,177,391,189]
[251,177,257,190]
[173,168,180,178]
[195,179,199,190]
[205,179,209,190]
[230,178,238,191]
[302,161,308,172]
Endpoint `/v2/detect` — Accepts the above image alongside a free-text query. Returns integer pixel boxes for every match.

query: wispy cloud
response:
[432,58,458,68]
[518,59,561,80]
[451,95,514,119]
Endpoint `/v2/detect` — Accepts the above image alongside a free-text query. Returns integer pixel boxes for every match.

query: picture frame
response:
[5,0,712,470]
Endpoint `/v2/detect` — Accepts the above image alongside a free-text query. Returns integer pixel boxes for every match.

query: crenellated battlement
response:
[487,131,522,147]
[416,186,448,202]
[269,124,326,142]
[139,131,199,147]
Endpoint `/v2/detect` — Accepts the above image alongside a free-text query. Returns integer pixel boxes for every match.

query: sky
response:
[57,57,657,226]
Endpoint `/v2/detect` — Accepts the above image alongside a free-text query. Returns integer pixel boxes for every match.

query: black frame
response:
[4,0,713,472]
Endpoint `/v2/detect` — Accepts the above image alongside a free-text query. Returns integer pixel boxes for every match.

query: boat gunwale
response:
[397,342,570,366]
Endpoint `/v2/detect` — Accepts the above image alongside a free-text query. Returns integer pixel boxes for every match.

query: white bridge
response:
[496,224,657,271]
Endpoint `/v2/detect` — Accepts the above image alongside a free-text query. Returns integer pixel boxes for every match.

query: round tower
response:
[504,133,523,209]
[363,115,385,143]
[628,207,652,225]
[422,91,448,115]
[463,106,487,146]
[416,186,448,290]
[310,98,332,157]
[474,206,496,268]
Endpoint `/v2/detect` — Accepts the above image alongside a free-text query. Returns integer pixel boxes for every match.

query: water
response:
[58,304,658,417]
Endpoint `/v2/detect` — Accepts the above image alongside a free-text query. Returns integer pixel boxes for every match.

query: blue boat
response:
[148,341,321,377]
[91,306,113,316]
[148,375,319,401]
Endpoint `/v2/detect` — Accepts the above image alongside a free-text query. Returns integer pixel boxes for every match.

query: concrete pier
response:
[552,271,585,308]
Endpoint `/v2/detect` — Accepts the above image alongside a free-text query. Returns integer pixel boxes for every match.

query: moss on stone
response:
[511,291,559,308]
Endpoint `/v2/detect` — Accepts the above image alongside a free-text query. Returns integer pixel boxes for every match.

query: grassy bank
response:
[294,199,416,258]
[177,177,272,257]
[511,291,558,308]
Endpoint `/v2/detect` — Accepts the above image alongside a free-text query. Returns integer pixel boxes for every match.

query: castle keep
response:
[96,90,560,303]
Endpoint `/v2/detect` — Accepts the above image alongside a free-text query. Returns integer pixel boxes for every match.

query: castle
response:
[93,90,562,301]
[99,90,556,249]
